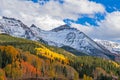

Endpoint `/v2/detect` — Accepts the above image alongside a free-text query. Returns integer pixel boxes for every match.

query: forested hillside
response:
[0,34,78,80]
[0,34,120,80]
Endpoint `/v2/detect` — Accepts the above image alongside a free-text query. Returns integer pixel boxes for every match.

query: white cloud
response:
[64,0,105,14]
[0,16,2,19]
[71,11,120,41]
[38,0,105,20]
[97,11,120,40]
[0,0,105,30]
[0,0,64,30]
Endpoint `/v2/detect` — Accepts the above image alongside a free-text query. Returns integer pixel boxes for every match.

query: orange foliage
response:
[21,61,41,78]
[0,46,5,52]
[0,69,6,80]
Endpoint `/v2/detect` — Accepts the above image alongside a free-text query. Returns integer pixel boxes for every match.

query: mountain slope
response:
[30,24,113,59]
[0,16,35,40]
[0,34,79,80]
[0,33,75,59]
[95,39,120,54]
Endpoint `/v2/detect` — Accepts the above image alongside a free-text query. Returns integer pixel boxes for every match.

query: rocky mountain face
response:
[0,16,35,40]
[0,16,119,60]
[95,39,120,54]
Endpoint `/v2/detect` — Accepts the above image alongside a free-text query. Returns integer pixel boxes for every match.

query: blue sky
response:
[32,0,120,26]
[90,0,120,12]
[31,0,120,27]
[0,0,120,41]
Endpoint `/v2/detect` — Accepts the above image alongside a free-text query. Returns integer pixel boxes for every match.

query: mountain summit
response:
[51,24,77,32]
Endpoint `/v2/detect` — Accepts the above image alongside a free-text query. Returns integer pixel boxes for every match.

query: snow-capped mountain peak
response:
[94,39,120,54]
[51,24,78,32]
[0,16,35,39]
[30,24,38,28]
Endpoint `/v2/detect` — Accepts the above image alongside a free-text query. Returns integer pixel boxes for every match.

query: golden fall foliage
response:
[35,46,69,64]
[83,74,93,80]
[109,60,120,68]
[0,69,6,80]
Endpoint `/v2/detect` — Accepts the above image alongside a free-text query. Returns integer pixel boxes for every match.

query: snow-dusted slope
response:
[0,16,35,40]
[95,39,120,54]
[30,25,111,58]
